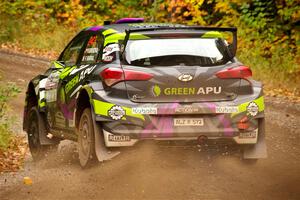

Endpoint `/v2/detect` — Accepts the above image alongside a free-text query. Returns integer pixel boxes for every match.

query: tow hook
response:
[197,135,208,144]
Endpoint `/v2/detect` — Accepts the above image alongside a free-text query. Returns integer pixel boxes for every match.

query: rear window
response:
[124,38,230,66]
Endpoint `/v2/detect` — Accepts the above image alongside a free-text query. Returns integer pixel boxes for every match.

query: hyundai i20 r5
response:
[23,18,267,167]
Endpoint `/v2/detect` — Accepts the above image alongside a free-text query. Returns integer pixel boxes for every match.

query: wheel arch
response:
[23,81,38,131]
[75,87,94,129]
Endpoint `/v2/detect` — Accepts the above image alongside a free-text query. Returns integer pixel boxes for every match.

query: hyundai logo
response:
[178,74,193,82]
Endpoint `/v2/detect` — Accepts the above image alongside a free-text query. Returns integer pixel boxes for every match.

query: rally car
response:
[23,18,267,167]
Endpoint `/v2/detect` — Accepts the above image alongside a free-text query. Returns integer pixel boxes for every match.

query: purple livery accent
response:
[89,26,103,31]
[140,116,174,137]
[203,102,216,112]
[59,98,76,120]
[157,102,180,114]
[141,102,179,138]
[115,18,144,24]
[218,115,234,136]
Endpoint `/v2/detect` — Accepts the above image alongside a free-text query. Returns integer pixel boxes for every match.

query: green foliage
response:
[0,125,12,150]
[0,14,76,54]
[0,83,20,119]
[0,0,299,90]
[0,81,20,150]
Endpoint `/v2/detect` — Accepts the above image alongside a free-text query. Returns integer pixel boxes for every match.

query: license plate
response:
[174,118,204,126]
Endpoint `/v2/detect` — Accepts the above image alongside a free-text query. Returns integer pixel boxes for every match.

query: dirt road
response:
[0,51,299,200]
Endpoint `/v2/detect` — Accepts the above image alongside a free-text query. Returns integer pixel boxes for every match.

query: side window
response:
[81,35,103,64]
[61,37,87,66]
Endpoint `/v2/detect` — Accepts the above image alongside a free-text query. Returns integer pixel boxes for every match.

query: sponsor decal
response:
[215,106,239,113]
[45,89,57,102]
[65,75,79,94]
[108,134,131,142]
[196,87,221,95]
[102,44,119,63]
[175,106,201,113]
[108,105,125,120]
[82,55,95,61]
[151,85,222,96]
[69,64,89,75]
[131,94,145,100]
[132,107,157,114]
[152,85,161,97]
[164,87,196,95]
[85,47,98,54]
[103,44,120,53]
[102,55,114,62]
[79,65,97,81]
[239,131,257,139]
[178,74,193,82]
[247,102,259,116]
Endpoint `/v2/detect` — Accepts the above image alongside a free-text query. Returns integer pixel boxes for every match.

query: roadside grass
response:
[0,80,25,172]
[0,15,77,59]
[0,125,12,150]
[0,81,20,151]
[238,47,300,92]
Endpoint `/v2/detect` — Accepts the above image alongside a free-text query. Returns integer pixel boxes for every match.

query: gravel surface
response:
[0,51,299,200]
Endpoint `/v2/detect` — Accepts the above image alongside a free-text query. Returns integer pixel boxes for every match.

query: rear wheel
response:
[77,107,96,168]
[27,107,57,160]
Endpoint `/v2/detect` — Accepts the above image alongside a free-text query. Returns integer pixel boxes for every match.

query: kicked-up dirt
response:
[0,51,299,200]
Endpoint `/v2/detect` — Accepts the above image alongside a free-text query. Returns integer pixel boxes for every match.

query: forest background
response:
[0,0,299,90]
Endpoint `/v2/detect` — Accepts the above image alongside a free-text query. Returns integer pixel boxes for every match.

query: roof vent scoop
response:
[104,21,111,25]
[115,18,144,24]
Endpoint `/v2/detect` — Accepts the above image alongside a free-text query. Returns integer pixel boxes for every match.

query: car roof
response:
[83,23,188,34]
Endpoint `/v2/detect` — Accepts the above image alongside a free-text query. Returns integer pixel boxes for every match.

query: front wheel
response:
[27,107,57,160]
[77,107,96,168]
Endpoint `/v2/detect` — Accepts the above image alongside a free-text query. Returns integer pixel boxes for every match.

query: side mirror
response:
[50,61,65,69]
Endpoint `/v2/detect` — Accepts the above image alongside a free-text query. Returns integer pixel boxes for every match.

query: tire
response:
[27,107,57,160]
[77,107,96,168]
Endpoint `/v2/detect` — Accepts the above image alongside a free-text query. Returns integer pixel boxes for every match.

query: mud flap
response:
[91,112,120,162]
[243,119,267,159]
[37,110,59,145]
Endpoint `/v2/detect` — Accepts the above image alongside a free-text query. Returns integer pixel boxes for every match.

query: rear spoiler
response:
[123,26,237,57]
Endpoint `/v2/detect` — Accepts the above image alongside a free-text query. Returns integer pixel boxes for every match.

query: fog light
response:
[237,116,249,130]
[237,122,250,130]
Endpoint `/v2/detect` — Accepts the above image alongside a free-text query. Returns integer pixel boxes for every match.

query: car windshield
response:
[124,38,230,66]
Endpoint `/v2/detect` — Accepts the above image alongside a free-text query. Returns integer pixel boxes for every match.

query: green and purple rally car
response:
[23,18,267,167]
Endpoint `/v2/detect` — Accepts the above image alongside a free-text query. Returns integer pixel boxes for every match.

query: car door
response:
[57,33,103,130]
[49,34,88,130]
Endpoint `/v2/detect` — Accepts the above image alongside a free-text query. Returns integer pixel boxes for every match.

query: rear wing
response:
[124,26,237,57]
